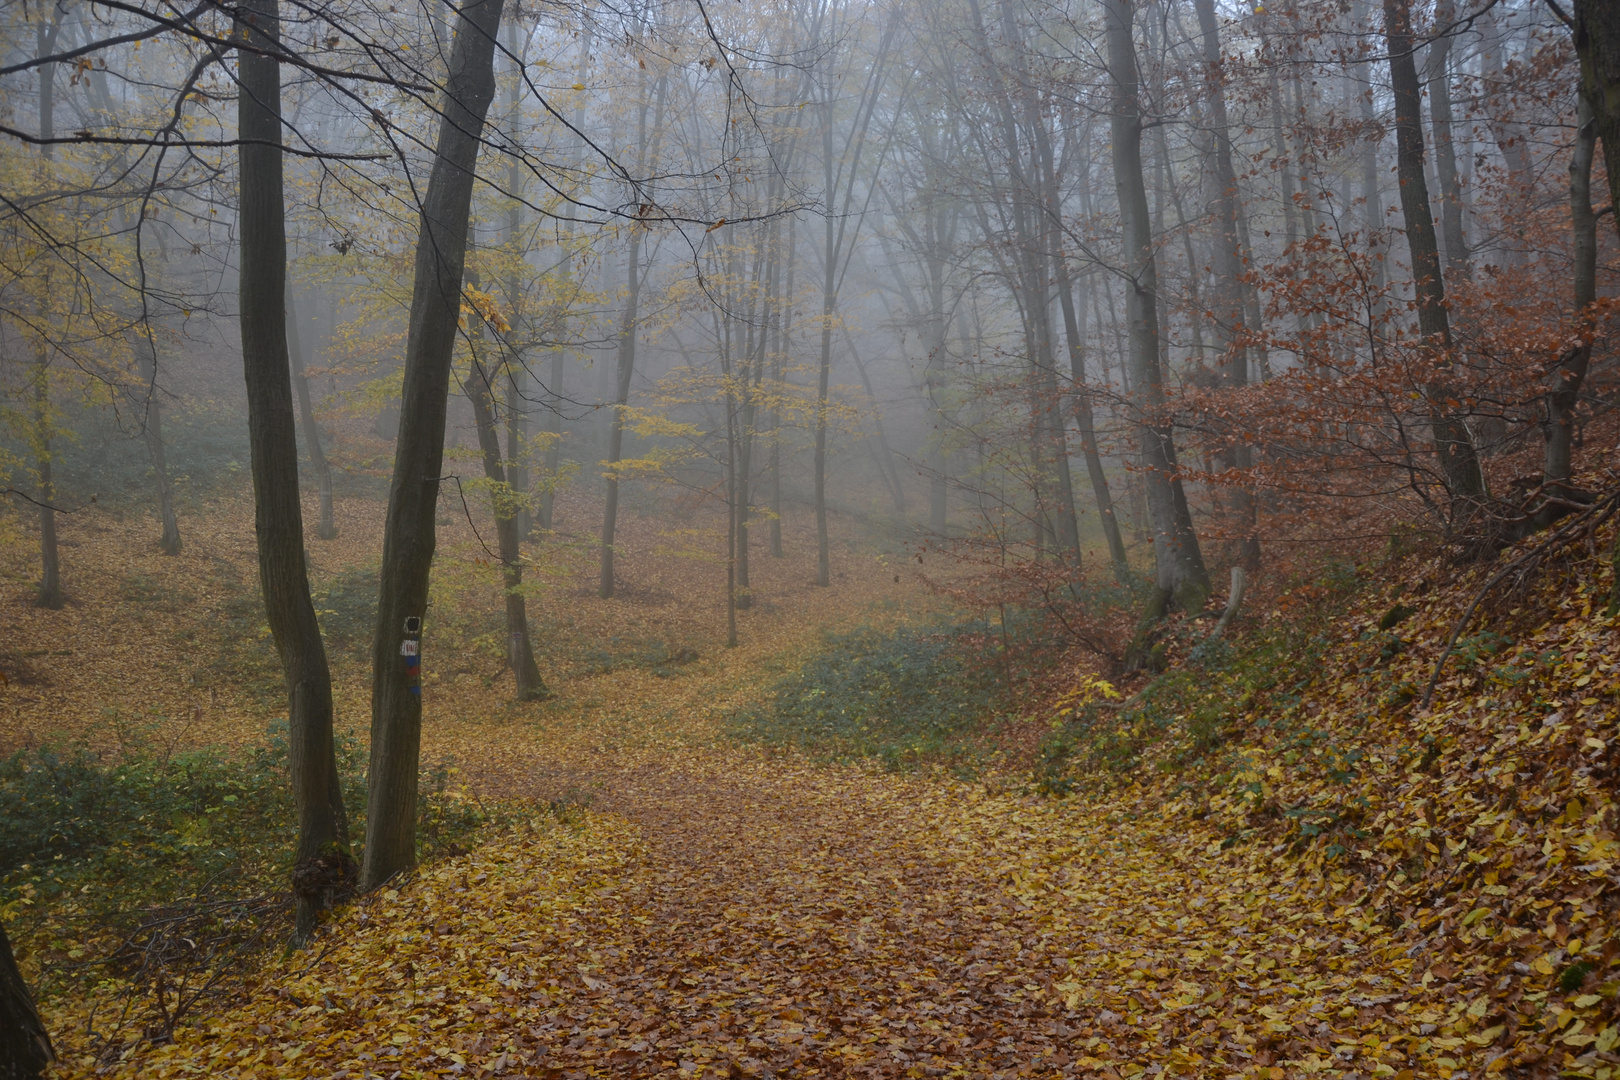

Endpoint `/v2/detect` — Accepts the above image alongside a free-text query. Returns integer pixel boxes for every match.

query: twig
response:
[1,488,97,513]
[1420,488,1620,709]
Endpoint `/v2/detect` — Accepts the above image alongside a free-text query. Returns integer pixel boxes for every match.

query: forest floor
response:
[6,489,1620,1080]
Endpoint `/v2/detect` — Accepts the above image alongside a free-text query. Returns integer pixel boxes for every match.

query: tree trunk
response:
[1384,0,1486,512]
[1425,0,1469,281]
[1480,8,1531,267]
[503,17,531,541]
[0,922,51,1080]
[1193,0,1260,570]
[600,64,660,601]
[32,355,62,611]
[1353,0,1389,310]
[770,225,794,559]
[361,0,506,894]
[1540,93,1597,506]
[287,295,338,540]
[237,0,352,940]
[467,324,548,700]
[32,19,64,611]
[538,32,590,535]
[1574,0,1620,245]
[1103,0,1210,614]
[599,228,641,601]
[136,337,182,554]
[537,344,564,532]
[814,210,835,587]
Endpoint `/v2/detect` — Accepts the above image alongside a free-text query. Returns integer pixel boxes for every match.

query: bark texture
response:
[1540,93,1596,506]
[1383,0,1486,510]
[1103,0,1210,613]
[1574,0,1620,245]
[136,338,183,554]
[287,295,338,540]
[467,313,548,700]
[236,0,352,941]
[361,0,506,893]
[0,922,51,1080]
[1193,0,1260,570]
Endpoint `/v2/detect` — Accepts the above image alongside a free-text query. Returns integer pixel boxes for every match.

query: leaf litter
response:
[7,492,1620,1079]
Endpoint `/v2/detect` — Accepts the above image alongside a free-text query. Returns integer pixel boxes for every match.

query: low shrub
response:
[727,621,1009,769]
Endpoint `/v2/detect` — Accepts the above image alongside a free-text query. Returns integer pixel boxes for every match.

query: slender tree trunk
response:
[538,32,590,534]
[287,295,338,540]
[814,210,835,587]
[1354,0,1389,310]
[1480,9,1531,266]
[0,922,52,1080]
[1193,0,1260,570]
[361,0,505,894]
[600,230,641,601]
[1104,0,1210,613]
[467,327,548,700]
[503,17,531,540]
[1425,0,1469,281]
[137,338,182,554]
[32,356,61,611]
[600,64,660,601]
[722,307,741,647]
[1541,94,1597,505]
[32,19,63,611]
[734,239,769,610]
[237,0,352,938]
[1384,0,1486,511]
[771,226,794,558]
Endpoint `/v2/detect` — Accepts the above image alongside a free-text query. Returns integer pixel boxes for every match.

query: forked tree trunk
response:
[1383,0,1486,513]
[0,922,52,1080]
[1573,0,1620,245]
[361,0,505,894]
[236,0,352,941]
[1103,0,1210,614]
[287,295,338,540]
[467,329,548,700]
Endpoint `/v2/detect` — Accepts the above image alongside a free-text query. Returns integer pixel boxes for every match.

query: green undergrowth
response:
[1037,560,1366,794]
[726,617,1053,772]
[1,722,497,998]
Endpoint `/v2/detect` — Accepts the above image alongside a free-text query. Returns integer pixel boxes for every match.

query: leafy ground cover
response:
[4,491,1619,1080]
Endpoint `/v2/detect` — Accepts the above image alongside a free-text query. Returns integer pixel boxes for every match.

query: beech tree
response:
[1103,0,1209,614]
[234,0,352,938]
[361,0,508,892]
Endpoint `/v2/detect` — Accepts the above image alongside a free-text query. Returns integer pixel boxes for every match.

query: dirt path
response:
[514,758,1077,1078]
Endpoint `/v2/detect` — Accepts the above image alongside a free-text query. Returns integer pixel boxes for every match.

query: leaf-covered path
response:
[92,734,1438,1080]
[526,757,1079,1077]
